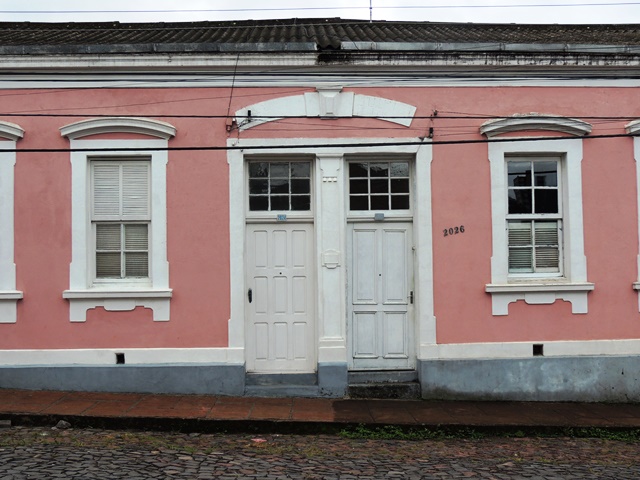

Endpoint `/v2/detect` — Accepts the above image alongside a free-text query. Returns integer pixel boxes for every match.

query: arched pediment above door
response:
[235,87,416,130]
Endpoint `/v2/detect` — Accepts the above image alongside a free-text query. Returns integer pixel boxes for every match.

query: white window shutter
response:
[508,221,533,272]
[124,224,149,277]
[122,163,150,220]
[92,164,121,219]
[534,221,559,269]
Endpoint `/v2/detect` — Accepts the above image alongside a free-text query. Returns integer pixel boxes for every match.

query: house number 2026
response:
[443,225,465,237]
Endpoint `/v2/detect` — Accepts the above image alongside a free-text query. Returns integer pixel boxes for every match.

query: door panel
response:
[348,223,414,370]
[246,223,315,372]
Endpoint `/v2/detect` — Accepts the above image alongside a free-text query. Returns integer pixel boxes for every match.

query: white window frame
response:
[0,122,24,323]
[91,159,151,284]
[485,138,593,315]
[626,120,640,310]
[505,156,563,278]
[60,118,175,322]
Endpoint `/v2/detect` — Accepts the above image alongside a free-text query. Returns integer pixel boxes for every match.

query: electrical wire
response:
[3,3,640,15]
[0,133,634,154]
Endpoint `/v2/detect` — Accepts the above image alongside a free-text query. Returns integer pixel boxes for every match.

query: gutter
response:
[0,41,638,56]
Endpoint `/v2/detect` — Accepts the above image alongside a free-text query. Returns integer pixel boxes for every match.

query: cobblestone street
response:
[1,426,638,479]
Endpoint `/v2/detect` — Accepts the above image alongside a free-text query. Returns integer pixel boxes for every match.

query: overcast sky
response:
[0,0,639,24]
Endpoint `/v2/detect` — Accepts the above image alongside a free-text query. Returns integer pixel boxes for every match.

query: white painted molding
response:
[227,137,433,367]
[632,136,640,312]
[60,117,176,140]
[65,138,171,323]
[625,120,640,135]
[486,283,594,315]
[62,290,172,322]
[0,290,23,300]
[480,114,592,137]
[4,75,640,90]
[420,339,640,360]
[0,139,22,323]
[486,138,590,316]
[235,89,416,130]
[0,347,244,366]
[0,291,23,325]
[0,121,24,141]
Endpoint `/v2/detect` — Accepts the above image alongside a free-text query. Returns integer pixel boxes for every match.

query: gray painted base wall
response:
[419,356,640,402]
[0,363,350,398]
[3,357,639,401]
[0,364,245,396]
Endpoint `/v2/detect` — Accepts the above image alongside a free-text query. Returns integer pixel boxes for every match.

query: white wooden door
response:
[246,223,315,373]
[348,223,414,370]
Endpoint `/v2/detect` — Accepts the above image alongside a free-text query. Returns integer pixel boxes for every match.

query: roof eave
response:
[1,41,639,56]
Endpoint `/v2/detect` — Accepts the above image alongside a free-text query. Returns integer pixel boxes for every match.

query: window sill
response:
[63,288,172,322]
[485,282,594,316]
[0,290,23,324]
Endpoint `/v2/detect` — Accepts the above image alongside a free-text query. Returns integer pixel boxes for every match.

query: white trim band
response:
[0,347,244,366]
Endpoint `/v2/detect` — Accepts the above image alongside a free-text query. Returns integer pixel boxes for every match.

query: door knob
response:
[248,288,253,303]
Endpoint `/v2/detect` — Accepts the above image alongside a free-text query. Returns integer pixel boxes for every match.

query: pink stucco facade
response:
[1,86,639,352]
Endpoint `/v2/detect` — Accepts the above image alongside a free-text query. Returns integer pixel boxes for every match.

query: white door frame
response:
[227,138,434,370]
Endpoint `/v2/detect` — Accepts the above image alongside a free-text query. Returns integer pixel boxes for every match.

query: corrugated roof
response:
[0,18,638,53]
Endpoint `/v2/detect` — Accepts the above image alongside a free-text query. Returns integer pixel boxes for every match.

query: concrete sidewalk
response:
[1,388,640,433]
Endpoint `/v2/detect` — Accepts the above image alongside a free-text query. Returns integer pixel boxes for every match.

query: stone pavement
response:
[1,388,640,433]
[1,427,639,479]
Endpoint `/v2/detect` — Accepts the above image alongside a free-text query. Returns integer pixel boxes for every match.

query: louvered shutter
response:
[534,221,559,271]
[124,224,149,277]
[122,163,150,220]
[92,164,121,220]
[508,221,533,272]
[96,224,122,277]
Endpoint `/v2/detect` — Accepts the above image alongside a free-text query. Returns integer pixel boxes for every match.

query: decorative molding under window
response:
[485,282,595,315]
[62,289,172,322]
[0,123,24,323]
[62,118,174,323]
[235,87,416,130]
[480,114,592,138]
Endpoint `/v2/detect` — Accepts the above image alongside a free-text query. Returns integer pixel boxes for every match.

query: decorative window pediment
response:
[480,114,592,138]
[60,117,176,140]
[0,121,24,141]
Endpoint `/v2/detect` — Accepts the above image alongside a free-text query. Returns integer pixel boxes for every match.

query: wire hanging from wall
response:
[225,53,240,133]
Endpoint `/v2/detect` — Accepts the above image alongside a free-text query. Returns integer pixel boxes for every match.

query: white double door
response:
[245,221,414,373]
[348,222,414,370]
[245,223,315,373]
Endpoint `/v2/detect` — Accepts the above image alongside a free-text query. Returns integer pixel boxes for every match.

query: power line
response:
[0,112,637,121]
[3,3,640,14]
[2,133,633,154]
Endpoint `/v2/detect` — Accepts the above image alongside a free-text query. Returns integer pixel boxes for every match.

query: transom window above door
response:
[248,161,311,211]
[348,161,410,211]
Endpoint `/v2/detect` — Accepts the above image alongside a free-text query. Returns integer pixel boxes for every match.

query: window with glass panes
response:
[248,161,311,211]
[507,157,561,274]
[91,160,150,279]
[348,161,410,211]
